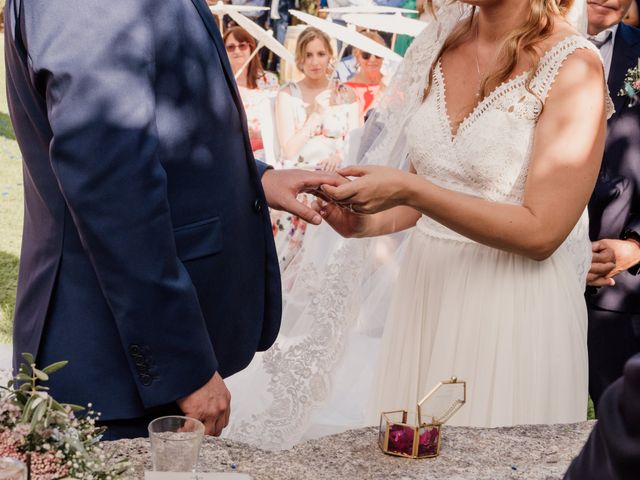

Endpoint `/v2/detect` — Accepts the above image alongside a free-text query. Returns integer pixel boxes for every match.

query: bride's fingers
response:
[321,183,358,202]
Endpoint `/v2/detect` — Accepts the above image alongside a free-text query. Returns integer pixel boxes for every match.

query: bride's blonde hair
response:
[423,0,576,100]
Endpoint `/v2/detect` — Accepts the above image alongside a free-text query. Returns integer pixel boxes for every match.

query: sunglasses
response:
[361,52,382,60]
[225,42,250,53]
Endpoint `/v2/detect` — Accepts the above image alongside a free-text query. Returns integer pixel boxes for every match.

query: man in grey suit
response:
[5,0,342,439]
[586,0,640,410]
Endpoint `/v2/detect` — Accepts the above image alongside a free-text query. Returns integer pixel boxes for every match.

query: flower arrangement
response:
[0,353,130,480]
[618,59,640,107]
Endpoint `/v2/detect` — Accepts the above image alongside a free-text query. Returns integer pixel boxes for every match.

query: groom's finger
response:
[300,171,349,190]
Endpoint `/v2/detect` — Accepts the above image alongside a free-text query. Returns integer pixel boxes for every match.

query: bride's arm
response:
[324,49,607,260]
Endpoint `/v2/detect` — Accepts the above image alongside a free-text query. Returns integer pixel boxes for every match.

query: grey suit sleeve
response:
[24,0,217,407]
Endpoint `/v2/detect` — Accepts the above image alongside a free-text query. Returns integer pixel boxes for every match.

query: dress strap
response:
[532,35,615,117]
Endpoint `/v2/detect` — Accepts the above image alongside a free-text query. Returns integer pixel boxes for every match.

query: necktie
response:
[588,30,613,49]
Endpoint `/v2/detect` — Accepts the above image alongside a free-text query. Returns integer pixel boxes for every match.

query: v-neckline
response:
[436,61,529,143]
[435,34,582,144]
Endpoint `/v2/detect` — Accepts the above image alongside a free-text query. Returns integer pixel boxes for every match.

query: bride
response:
[225,0,612,449]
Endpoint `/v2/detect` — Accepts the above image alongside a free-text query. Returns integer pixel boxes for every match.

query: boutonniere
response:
[618,58,640,107]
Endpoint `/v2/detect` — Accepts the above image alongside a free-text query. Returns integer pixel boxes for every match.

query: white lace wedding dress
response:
[224,3,612,450]
[367,35,606,426]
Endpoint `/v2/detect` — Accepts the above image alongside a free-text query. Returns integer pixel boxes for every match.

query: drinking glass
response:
[0,458,27,480]
[148,416,205,474]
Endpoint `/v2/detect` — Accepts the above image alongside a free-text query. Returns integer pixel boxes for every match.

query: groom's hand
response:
[261,169,349,225]
[177,372,230,436]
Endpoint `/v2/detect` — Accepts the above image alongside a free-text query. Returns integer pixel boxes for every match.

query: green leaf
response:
[15,373,32,382]
[21,352,35,365]
[30,401,47,429]
[42,361,68,375]
[32,368,49,382]
[18,383,32,392]
[14,392,28,405]
[21,395,36,422]
[64,403,85,412]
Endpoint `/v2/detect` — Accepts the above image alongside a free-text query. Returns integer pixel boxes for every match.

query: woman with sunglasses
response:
[272,26,358,271]
[223,26,279,162]
[344,31,387,122]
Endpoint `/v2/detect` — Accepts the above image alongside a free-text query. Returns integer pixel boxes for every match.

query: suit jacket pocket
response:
[173,217,223,261]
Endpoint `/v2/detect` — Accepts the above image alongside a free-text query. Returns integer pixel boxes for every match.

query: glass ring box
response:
[378,377,466,459]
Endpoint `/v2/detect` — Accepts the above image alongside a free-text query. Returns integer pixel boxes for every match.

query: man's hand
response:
[587,240,617,287]
[597,238,640,279]
[261,169,349,225]
[177,372,230,436]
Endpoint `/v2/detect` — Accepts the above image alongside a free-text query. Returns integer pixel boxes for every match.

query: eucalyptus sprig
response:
[0,353,130,480]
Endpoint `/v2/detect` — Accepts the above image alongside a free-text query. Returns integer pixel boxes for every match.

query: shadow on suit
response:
[587,22,640,411]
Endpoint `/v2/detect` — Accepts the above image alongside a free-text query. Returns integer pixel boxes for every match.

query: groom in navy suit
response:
[5,0,341,439]
[585,0,640,411]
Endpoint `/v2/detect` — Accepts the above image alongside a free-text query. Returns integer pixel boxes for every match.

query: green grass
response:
[0,111,16,141]
[0,124,23,344]
[0,33,21,343]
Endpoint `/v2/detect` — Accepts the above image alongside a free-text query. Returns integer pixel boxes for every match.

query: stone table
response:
[104,422,594,480]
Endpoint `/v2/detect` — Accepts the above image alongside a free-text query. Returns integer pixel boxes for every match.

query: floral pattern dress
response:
[238,71,279,162]
[272,81,357,273]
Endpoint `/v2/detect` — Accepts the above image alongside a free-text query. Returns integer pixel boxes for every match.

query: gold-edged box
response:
[378,377,466,459]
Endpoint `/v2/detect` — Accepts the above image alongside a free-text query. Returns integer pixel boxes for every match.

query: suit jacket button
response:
[129,345,142,356]
[140,374,152,386]
[253,199,263,213]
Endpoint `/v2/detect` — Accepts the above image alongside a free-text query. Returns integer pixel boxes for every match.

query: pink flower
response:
[633,79,640,91]
[29,451,70,480]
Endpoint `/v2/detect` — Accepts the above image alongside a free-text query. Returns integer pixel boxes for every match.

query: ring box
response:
[378,377,466,459]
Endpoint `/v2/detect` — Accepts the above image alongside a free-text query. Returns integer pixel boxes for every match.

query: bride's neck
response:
[475,0,531,44]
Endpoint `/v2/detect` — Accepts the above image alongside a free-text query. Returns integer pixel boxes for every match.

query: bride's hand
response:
[321,166,411,214]
[312,199,369,238]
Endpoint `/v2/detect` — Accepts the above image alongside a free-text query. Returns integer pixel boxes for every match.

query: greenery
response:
[0,34,20,343]
[0,354,130,479]
[0,119,21,343]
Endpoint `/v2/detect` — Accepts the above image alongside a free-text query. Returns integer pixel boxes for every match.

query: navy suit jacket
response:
[564,354,640,479]
[5,0,281,420]
[587,23,640,313]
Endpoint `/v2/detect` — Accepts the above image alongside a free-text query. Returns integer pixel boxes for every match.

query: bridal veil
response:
[224,0,590,450]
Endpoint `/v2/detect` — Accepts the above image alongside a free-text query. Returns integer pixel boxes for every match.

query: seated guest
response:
[223,26,279,163]
[273,26,358,270]
[345,31,387,123]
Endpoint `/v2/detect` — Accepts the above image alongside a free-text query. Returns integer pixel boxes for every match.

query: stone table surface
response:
[104,422,594,480]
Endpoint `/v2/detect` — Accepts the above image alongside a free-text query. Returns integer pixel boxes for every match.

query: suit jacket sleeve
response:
[623,215,640,275]
[25,0,217,408]
[255,159,273,178]
[564,354,640,480]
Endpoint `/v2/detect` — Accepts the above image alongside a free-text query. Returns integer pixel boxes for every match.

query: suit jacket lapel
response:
[189,0,244,113]
[608,24,640,118]
[188,0,259,175]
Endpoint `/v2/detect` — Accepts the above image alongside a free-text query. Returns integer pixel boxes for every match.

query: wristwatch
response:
[621,229,640,275]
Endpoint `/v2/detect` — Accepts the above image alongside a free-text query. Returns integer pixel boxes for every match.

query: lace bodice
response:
[406,35,611,282]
